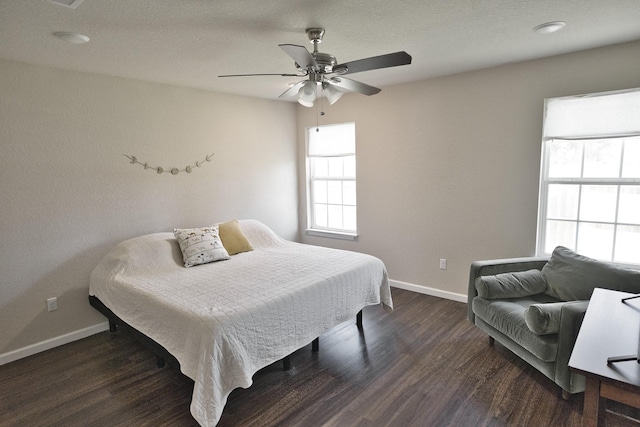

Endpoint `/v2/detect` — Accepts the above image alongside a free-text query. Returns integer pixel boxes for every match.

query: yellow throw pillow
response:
[218,220,253,255]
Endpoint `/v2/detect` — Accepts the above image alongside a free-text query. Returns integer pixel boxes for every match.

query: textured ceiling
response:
[2,0,640,101]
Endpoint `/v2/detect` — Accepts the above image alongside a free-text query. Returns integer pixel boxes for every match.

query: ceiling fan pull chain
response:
[316,95,320,132]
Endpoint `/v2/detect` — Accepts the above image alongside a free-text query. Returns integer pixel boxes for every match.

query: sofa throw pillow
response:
[218,220,253,255]
[475,269,547,300]
[174,226,230,267]
[542,246,640,301]
[524,302,566,335]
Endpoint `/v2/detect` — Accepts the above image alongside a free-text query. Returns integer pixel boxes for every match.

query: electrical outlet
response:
[47,297,58,312]
[439,258,447,270]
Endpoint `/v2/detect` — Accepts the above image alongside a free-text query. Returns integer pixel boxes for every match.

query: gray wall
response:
[2,39,640,363]
[297,40,640,299]
[0,59,298,360]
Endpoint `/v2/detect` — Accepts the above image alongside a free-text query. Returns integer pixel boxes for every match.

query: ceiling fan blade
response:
[328,77,381,96]
[335,51,412,75]
[279,81,306,98]
[279,44,317,69]
[218,73,302,77]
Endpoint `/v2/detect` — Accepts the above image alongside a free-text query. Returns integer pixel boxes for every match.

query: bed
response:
[89,219,392,426]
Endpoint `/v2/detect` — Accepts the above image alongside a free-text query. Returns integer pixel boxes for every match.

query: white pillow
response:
[173,226,230,267]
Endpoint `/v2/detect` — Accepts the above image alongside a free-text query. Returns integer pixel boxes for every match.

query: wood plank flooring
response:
[1,288,639,426]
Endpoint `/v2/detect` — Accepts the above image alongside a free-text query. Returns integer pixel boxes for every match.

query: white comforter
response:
[89,220,392,426]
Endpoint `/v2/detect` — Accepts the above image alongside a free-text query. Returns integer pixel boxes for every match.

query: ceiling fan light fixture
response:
[323,83,344,105]
[298,81,317,107]
[298,97,314,107]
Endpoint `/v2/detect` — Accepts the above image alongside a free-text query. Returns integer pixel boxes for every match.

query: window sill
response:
[305,229,358,241]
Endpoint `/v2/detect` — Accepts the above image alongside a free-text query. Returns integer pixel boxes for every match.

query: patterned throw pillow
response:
[173,226,230,267]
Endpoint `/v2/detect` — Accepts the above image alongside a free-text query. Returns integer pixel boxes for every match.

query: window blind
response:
[543,87,640,139]
[308,123,356,157]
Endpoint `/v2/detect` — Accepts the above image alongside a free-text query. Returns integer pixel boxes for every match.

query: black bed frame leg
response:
[109,320,118,333]
[312,337,319,353]
[282,355,291,371]
[356,310,363,329]
[156,356,166,368]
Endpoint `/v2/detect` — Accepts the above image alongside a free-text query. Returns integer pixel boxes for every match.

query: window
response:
[537,88,640,265]
[306,122,357,239]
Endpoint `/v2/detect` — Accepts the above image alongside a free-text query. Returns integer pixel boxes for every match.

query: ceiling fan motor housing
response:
[313,52,337,73]
[294,51,337,74]
[302,28,336,74]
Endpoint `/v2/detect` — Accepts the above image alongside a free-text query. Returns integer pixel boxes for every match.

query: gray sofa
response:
[467,246,640,398]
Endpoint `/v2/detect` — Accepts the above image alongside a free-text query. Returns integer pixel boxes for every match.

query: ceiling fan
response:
[219,27,412,107]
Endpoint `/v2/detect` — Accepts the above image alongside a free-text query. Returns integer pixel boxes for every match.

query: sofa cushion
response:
[473,294,559,362]
[475,269,547,300]
[524,302,566,335]
[542,246,640,301]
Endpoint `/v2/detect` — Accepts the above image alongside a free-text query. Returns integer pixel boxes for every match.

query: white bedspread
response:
[89,220,392,426]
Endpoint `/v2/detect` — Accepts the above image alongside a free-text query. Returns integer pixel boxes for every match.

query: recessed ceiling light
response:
[54,31,90,44]
[533,21,566,35]
[46,0,85,9]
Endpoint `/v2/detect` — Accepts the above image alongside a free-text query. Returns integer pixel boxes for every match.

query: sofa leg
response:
[561,389,571,400]
[489,336,495,346]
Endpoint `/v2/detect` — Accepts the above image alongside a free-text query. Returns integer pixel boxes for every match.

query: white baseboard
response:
[390,279,467,303]
[0,322,109,366]
[1,281,464,366]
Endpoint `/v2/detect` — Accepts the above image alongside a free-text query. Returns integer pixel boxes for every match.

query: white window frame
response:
[536,88,640,265]
[305,122,357,240]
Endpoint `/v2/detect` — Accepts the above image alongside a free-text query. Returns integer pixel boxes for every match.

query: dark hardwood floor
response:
[1,288,639,426]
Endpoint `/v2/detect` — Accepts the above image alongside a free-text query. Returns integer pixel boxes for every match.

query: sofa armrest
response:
[468,256,549,322]
[554,300,589,393]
